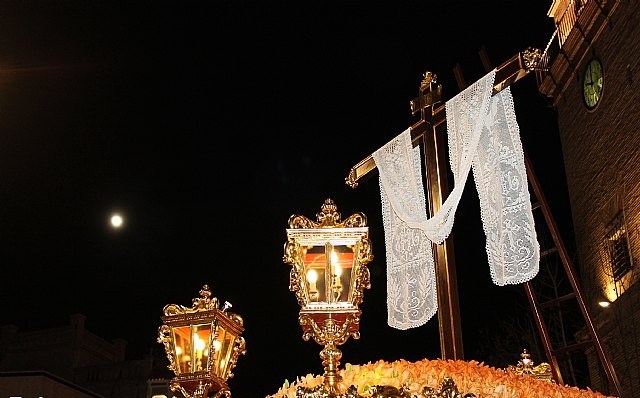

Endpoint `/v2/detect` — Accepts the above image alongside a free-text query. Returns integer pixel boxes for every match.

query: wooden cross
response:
[344,48,543,360]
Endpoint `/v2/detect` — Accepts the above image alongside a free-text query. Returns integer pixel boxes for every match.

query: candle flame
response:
[307,269,318,283]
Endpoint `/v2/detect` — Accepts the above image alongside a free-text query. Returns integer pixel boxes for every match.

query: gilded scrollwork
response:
[163,284,219,316]
[211,388,231,398]
[345,169,359,189]
[522,47,543,71]
[171,380,215,398]
[289,213,318,229]
[157,324,178,374]
[506,349,553,383]
[352,264,371,307]
[283,240,307,307]
[288,198,368,229]
[226,336,247,380]
[420,377,476,398]
[299,314,360,347]
[419,71,438,91]
[359,236,373,263]
[293,377,475,398]
[342,213,367,228]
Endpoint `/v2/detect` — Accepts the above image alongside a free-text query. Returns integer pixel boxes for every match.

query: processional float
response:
[343,46,620,396]
[270,47,620,398]
[154,47,621,398]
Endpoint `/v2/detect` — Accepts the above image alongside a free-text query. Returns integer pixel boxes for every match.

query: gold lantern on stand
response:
[157,285,246,398]
[283,198,373,396]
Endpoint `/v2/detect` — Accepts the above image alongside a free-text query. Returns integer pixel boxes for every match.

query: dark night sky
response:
[0,2,575,397]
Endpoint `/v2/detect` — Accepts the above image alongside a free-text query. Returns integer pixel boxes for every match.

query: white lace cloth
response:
[373,70,539,330]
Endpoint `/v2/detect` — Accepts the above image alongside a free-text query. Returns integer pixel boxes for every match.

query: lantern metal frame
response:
[157,285,246,398]
[283,199,373,394]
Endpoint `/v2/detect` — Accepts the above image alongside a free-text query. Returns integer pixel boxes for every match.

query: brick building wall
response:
[555,0,640,306]
[549,0,640,395]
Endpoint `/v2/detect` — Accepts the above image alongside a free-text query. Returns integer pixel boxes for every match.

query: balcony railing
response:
[534,0,592,90]
[534,29,559,87]
[556,0,587,45]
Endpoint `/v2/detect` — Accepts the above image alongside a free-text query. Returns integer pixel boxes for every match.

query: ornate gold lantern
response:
[283,198,373,394]
[157,285,246,398]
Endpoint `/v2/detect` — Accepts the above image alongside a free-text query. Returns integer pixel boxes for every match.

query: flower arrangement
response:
[267,358,614,398]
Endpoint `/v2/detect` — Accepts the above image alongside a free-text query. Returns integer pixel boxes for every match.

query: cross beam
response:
[344,48,542,360]
[345,49,542,189]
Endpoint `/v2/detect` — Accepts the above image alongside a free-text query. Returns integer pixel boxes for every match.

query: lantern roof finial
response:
[316,198,341,227]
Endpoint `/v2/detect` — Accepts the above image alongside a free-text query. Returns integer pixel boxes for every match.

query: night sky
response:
[0,2,574,397]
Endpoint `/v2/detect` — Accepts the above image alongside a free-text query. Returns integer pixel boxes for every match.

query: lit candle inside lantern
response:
[194,334,206,371]
[331,251,343,300]
[194,335,206,352]
[307,269,319,300]
[211,340,221,370]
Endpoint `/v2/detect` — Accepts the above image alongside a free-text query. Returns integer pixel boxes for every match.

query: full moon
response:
[110,213,124,228]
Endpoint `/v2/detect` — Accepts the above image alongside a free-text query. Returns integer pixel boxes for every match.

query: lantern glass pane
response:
[303,245,328,305]
[329,245,355,304]
[212,327,237,379]
[172,326,192,374]
[192,323,212,372]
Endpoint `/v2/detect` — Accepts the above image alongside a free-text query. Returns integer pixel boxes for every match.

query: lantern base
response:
[170,374,230,398]
[298,309,361,342]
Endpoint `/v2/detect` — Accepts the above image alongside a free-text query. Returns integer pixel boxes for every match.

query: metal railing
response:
[535,29,559,86]
[534,0,589,88]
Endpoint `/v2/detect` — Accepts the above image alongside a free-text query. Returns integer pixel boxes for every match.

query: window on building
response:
[605,211,633,281]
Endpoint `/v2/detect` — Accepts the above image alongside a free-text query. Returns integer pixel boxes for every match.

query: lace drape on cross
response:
[373,70,539,330]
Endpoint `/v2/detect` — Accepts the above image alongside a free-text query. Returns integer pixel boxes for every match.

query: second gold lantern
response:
[283,198,373,394]
[157,285,246,398]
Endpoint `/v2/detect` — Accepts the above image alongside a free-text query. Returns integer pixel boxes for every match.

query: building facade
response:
[0,371,106,398]
[537,0,640,396]
[0,314,161,398]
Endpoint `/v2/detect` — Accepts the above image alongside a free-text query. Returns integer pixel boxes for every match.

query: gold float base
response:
[295,377,476,398]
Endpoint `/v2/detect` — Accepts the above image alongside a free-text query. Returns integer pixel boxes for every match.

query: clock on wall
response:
[583,57,604,110]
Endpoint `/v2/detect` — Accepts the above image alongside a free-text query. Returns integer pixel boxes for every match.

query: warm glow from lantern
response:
[307,269,318,283]
[332,251,343,276]
[331,250,339,266]
[213,340,221,351]
[307,269,319,301]
[194,335,206,351]
[176,346,183,355]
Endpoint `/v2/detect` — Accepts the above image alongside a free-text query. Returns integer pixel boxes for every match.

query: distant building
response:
[0,370,105,398]
[0,313,170,398]
[538,0,640,396]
